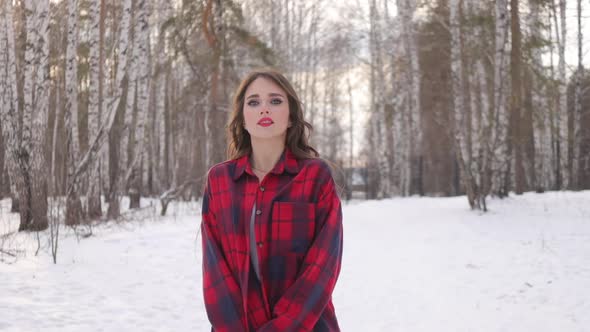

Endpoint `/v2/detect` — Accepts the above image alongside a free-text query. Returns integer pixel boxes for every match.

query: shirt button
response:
[257,242,263,247]
[256,209,262,215]
[260,186,265,192]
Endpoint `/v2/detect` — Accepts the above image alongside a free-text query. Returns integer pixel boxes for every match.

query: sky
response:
[542,1,590,74]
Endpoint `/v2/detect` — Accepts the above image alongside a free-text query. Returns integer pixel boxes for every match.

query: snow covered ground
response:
[1,191,589,332]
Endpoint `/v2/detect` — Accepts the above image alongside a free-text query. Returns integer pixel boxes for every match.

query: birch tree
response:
[105,0,133,218]
[203,0,228,167]
[449,0,479,208]
[149,0,174,194]
[572,0,583,187]
[511,0,525,194]
[19,0,38,230]
[122,2,138,190]
[64,0,83,225]
[552,0,568,188]
[463,0,494,209]
[396,0,422,196]
[86,0,103,220]
[528,0,554,191]
[492,0,510,196]
[128,0,151,209]
[16,0,51,231]
[365,0,385,199]
[0,0,26,223]
[31,0,51,229]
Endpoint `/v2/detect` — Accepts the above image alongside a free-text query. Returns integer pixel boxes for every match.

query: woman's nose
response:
[259,109,270,115]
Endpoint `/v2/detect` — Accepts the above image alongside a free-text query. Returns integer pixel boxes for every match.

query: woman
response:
[201,69,343,332]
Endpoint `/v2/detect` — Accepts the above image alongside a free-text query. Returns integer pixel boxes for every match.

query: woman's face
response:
[243,77,291,141]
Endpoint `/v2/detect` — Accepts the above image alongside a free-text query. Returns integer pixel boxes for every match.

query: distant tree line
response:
[364,0,589,210]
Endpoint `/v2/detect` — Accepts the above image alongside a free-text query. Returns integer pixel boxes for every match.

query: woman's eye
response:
[247,100,259,106]
[271,98,283,105]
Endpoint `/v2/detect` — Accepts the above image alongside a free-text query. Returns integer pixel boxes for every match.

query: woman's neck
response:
[250,138,286,172]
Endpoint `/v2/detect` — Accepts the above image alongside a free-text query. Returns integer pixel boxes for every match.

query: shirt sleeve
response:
[257,174,344,332]
[201,174,247,332]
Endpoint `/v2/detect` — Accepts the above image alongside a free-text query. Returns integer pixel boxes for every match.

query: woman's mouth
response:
[258,117,274,127]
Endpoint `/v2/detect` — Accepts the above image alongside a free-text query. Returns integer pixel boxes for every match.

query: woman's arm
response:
[257,175,343,332]
[201,175,247,332]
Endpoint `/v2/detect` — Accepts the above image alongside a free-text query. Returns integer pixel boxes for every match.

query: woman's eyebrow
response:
[268,93,285,98]
[246,93,285,100]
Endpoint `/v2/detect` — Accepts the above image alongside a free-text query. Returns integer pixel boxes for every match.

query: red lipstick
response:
[257,117,274,127]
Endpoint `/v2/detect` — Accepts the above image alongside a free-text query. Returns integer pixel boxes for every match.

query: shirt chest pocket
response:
[270,201,316,255]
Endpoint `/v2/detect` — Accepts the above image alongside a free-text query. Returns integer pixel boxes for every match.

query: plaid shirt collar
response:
[232,147,300,181]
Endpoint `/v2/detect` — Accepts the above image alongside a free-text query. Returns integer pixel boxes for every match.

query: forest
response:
[0,0,589,232]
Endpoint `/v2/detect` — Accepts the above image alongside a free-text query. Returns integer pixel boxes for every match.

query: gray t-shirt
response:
[250,203,261,282]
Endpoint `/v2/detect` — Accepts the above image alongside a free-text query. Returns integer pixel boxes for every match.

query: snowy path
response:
[1,192,589,331]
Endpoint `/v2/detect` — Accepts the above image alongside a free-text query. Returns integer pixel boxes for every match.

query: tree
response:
[417,0,457,196]
[127,0,151,209]
[106,0,133,219]
[0,0,26,222]
[449,0,477,208]
[17,0,51,231]
[511,0,525,194]
[551,0,568,188]
[492,0,510,196]
[527,0,554,192]
[397,0,422,196]
[572,0,583,187]
[86,0,104,220]
[64,0,84,225]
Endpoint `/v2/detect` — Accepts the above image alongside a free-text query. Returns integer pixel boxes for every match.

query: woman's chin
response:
[250,131,287,141]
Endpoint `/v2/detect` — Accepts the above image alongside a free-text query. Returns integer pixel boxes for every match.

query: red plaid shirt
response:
[201,148,343,331]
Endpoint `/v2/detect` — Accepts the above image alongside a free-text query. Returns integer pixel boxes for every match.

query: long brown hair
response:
[226,68,319,160]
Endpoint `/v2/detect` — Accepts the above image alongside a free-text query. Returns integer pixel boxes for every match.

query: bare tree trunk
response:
[366,0,382,199]
[87,0,103,220]
[529,0,553,191]
[548,4,561,190]
[394,0,422,196]
[492,0,510,196]
[284,0,290,70]
[450,0,480,209]
[511,0,525,194]
[202,0,227,167]
[49,70,58,200]
[552,0,568,188]
[106,0,133,219]
[19,0,37,230]
[150,0,173,195]
[396,0,408,196]
[522,63,536,190]
[18,0,50,231]
[122,3,138,182]
[163,70,171,189]
[404,0,422,196]
[346,72,354,200]
[128,0,150,209]
[573,0,583,188]
[31,0,50,231]
[64,0,84,225]
[98,0,108,208]
[463,0,493,208]
[0,0,26,221]
[308,2,321,137]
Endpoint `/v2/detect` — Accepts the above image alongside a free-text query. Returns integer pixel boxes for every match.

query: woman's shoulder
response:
[300,157,328,169]
[206,158,239,180]
[300,157,334,180]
